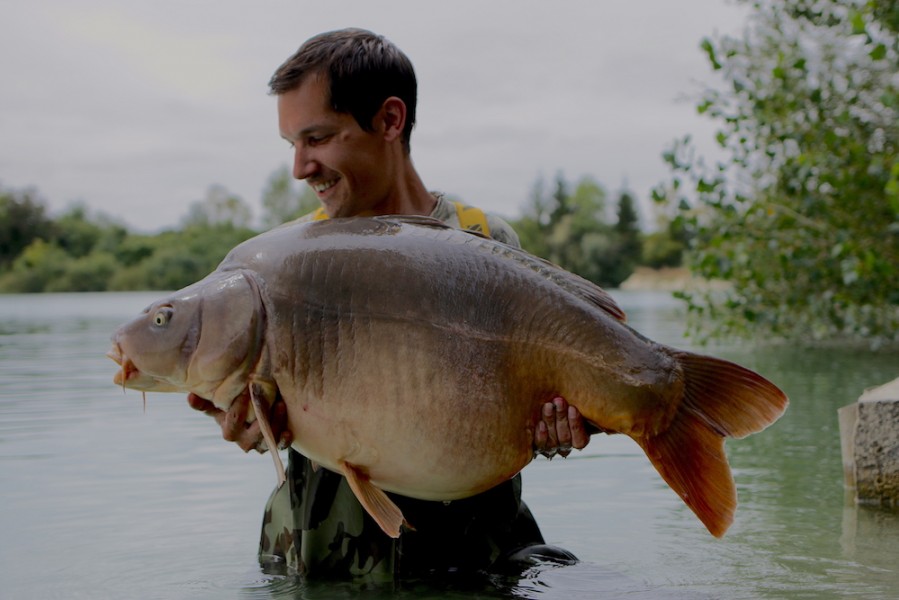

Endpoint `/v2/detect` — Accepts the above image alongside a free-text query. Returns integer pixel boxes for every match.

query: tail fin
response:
[636,351,788,538]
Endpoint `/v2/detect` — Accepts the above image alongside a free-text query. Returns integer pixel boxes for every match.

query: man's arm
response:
[188,393,589,456]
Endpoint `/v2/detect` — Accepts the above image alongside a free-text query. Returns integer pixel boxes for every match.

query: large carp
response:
[108,216,787,539]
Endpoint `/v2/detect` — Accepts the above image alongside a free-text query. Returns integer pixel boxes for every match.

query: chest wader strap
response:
[451,201,491,238]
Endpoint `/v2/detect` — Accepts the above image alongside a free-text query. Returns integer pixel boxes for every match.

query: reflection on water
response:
[1,290,897,599]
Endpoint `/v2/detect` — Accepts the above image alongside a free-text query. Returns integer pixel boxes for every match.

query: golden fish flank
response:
[109,215,788,539]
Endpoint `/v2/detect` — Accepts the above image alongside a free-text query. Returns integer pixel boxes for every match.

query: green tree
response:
[515,173,630,286]
[260,165,320,228]
[659,0,899,344]
[512,175,553,260]
[52,204,127,259]
[109,225,256,291]
[0,239,71,292]
[49,251,119,292]
[183,185,253,229]
[606,190,643,284]
[0,186,52,268]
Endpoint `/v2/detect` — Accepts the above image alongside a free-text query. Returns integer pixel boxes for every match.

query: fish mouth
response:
[107,343,177,391]
[108,343,137,387]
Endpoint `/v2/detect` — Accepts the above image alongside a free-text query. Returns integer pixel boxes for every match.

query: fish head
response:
[108,270,266,408]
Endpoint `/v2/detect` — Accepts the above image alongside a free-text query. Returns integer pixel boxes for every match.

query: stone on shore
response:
[838,377,899,507]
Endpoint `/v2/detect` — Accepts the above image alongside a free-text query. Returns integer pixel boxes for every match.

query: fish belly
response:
[281,318,544,500]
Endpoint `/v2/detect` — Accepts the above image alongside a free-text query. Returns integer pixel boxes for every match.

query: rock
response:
[838,377,899,506]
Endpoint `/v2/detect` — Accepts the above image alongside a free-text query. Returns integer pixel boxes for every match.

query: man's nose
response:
[292,146,318,180]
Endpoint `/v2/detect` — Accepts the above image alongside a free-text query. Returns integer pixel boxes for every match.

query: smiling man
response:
[275,63,432,219]
[192,28,589,581]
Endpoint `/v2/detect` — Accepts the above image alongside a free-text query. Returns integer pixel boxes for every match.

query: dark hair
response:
[269,28,417,152]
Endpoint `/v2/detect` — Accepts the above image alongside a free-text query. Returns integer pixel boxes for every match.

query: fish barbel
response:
[108,216,788,538]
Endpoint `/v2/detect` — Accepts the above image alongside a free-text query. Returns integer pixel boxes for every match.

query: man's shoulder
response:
[430,194,520,248]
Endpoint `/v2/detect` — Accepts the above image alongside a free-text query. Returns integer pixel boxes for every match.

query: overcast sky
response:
[1,1,749,232]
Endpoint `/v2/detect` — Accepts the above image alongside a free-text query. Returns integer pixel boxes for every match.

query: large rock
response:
[838,377,899,506]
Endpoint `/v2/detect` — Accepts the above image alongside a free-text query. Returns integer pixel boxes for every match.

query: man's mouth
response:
[311,177,340,194]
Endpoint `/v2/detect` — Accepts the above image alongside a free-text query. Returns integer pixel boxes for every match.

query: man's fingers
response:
[187,393,215,414]
[238,421,263,453]
[187,391,272,454]
[534,420,549,456]
[569,406,590,450]
[222,390,251,442]
[270,401,293,449]
[553,397,573,456]
[542,401,560,451]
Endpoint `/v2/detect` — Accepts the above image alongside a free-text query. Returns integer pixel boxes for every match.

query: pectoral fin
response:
[249,382,286,488]
[340,461,406,538]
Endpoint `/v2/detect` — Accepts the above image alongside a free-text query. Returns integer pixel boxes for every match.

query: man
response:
[190,28,590,581]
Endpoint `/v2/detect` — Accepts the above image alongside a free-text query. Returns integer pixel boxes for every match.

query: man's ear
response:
[378,97,407,143]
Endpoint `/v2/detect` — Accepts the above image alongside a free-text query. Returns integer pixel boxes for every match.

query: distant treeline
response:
[0,170,686,294]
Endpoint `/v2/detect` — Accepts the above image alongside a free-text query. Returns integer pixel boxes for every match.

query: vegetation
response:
[0,169,661,294]
[655,0,899,345]
[259,165,320,229]
[0,185,256,293]
[513,173,646,288]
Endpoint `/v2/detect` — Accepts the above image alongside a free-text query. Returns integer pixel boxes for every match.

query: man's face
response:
[278,74,391,218]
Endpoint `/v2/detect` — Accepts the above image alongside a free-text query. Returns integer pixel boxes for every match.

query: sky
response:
[1,1,750,233]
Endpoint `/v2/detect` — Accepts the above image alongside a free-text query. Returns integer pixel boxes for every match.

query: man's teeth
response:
[313,179,339,193]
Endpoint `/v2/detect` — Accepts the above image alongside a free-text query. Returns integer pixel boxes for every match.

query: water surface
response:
[1,291,897,599]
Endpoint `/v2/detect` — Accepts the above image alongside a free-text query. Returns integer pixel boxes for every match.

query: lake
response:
[1,290,897,599]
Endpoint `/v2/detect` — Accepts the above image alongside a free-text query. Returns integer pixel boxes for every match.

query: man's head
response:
[270,28,417,153]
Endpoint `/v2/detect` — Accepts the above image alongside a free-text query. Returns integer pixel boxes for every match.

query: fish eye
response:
[153,307,174,327]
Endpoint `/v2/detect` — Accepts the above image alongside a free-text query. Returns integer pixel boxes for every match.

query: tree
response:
[515,173,636,287]
[0,186,52,268]
[182,185,253,229]
[606,190,643,285]
[52,204,127,259]
[659,0,899,344]
[0,239,71,292]
[259,165,320,228]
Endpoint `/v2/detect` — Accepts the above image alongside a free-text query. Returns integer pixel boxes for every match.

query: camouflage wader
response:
[258,197,574,579]
[258,450,571,580]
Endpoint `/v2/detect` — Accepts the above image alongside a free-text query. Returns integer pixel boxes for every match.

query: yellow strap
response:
[452,201,491,237]
[310,207,330,221]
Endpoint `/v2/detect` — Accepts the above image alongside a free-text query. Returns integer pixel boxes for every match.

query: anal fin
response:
[340,461,406,538]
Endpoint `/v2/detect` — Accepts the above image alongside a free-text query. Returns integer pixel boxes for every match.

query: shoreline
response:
[619,266,729,292]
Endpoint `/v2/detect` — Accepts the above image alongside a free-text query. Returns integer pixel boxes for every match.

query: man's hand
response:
[187,391,292,453]
[534,397,590,458]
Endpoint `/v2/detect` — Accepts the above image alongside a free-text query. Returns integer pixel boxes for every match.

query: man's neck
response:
[368,161,436,217]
